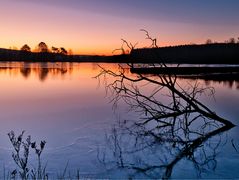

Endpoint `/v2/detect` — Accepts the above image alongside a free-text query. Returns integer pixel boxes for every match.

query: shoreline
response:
[1,43,239,64]
[130,66,239,75]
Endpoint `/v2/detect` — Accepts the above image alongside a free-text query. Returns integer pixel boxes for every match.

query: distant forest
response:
[0,41,119,62]
[0,38,239,63]
[131,43,239,64]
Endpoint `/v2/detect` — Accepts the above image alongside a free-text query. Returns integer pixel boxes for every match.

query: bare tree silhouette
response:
[96,30,234,178]
[140,29,158,48]
[97,63,234,126]
[96,64,234,179]
[112,39,138,55]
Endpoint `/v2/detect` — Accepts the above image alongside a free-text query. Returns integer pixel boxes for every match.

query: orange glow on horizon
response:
[1,1,239,56]
[0,39,224,56]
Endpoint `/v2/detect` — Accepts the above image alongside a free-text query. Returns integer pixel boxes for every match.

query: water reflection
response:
[132,64,239,90]
[99,119,231,179]
[181,74,239,90]
[0,62,239,89]
[0,62,73,81]
[0,62,238,178]
[97,64,235,179]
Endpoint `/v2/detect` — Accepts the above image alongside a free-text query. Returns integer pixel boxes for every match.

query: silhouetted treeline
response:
[2,43,239,63]
[0,48,130,62]
[131,43,239,64]
[0,49,68,61]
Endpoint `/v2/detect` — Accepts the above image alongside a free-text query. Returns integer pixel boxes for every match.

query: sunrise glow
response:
[1,0,239,55]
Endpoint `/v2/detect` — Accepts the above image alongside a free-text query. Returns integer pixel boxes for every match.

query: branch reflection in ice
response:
[95,63,235,179]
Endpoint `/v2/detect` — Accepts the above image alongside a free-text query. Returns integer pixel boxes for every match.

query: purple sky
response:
[1,0,238,54]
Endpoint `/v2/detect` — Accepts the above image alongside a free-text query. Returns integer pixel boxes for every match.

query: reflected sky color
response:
[0,0,239,54]
[0,62,239,177]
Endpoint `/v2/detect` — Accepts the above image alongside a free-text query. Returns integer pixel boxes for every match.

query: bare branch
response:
[140,29,158,48]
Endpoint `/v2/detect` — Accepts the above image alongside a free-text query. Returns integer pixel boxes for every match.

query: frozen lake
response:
[0,62,238,178]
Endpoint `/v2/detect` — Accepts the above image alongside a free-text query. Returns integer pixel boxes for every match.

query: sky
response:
[0,0,239,55]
